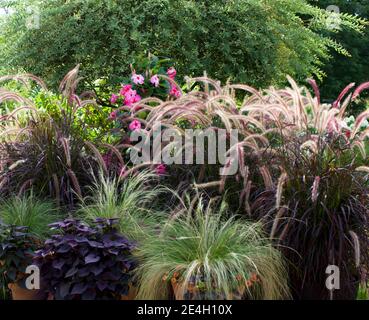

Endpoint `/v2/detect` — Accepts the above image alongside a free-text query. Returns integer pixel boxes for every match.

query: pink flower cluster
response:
[129,119,142,131]
[167,67,181,98]
[110,84,142,109]
[119,84,142,106]
[131,73,145,85]
[169,85,181,98]
[150,75,160,87]
[109,67,180,121]
[167,67,177,79]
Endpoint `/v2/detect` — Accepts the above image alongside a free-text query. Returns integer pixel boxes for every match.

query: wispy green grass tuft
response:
[77,170,168,243]
[135,195,290,300]
[0,193,59,240]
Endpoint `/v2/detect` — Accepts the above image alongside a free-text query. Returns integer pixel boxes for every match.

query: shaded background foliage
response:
[0,0,365,92]
[309,0,369,104]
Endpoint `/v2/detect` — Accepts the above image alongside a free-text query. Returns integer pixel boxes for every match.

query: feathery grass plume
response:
[120,75,271,201]
[333,83,355,108]
[300,140,318,154]
[67,169,82,199]
[352,110,369,137]
[275,173,288,209]
[60,137,71,168]
[0,193,59,240]
[355,166,369,173]
[311,176,320,204]
[270,206,288,241]
[349,231,361,268]
[307,78,320,105]
[77,170,168,243]
[59,64,81,99]
[0,67,113,206]
[84,141,108,174]
[352,141,367,159]
[135,194,290,300]
[243,77,369,299]
[0,73,48,91]
[352,82,369,101]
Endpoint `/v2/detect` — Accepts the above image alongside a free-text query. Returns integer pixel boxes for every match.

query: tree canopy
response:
[309,0,369,102]
[0,0,366,90]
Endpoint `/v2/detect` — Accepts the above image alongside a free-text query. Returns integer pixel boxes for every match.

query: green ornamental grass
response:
[136,196,290,300]
[0,194,59,240]
[78,170,168,243]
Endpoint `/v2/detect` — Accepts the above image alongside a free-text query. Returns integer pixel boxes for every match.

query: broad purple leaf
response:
[85,253,100,264]
[71,283,88,295]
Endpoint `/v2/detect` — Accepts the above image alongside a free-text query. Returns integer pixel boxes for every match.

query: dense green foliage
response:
[309,0,369,102]
[0,0,365,90]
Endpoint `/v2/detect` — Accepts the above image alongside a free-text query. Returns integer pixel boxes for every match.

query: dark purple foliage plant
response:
[34,218,136,300]
[0,221,37,286]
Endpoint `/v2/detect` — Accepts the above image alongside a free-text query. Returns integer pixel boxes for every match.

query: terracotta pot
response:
[171,278,206,300]
[121,284,137,300]
[171,273,259,300]
[8,282,45,300]
[171,278,183,300]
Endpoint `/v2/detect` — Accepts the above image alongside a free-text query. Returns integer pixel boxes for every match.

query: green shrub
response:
[0,0,365,91]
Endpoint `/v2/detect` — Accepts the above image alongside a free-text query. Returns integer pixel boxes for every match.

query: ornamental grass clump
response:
[34,218,136,300]
[0,194,60,240]
[247,78,369,299]
[119,76,270,197]
[78,170,168,242]
[135,195,290,300]
[0,67,112,206]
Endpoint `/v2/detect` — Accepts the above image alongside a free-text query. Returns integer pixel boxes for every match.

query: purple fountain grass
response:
[0,67,121,207]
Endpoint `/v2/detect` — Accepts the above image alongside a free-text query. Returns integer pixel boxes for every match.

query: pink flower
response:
[129,119,142,131]
[123,88,141,106]
[131,73,145,85]
[156,164,167,175]
[167,67,177,79]
[134,94,141,103]
[110,94,118,104]
[150,75,160,87]
[119,84,132,96]
[169,85,181,98]
[109,111,117,120]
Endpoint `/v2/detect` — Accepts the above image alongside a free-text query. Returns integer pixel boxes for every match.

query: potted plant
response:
[0,221,44,300]
[0,194,59,300]
[78,170,166,243]
[0,194,59,241]
[250,80,369,299]
[34,218,136,300]
[135,195,290,300]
